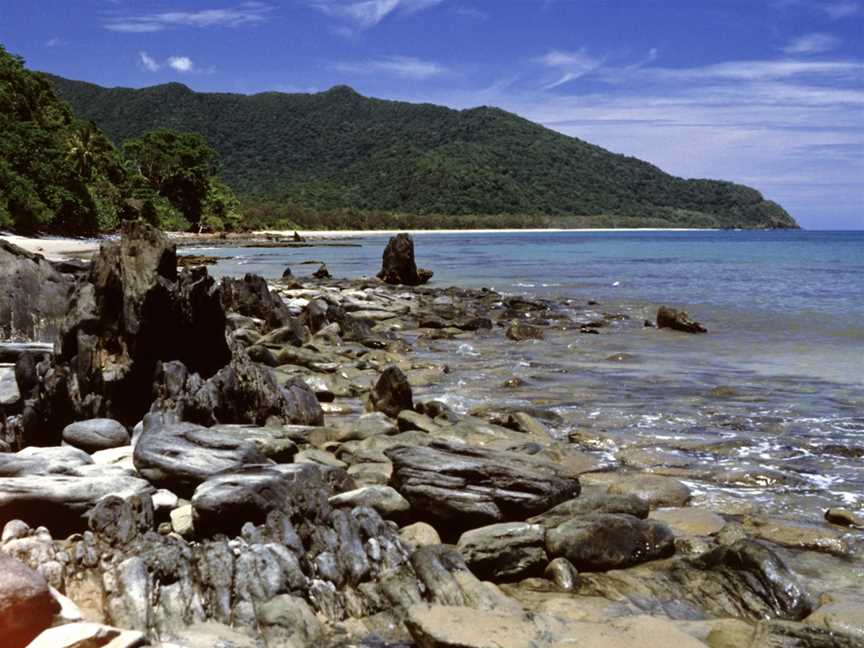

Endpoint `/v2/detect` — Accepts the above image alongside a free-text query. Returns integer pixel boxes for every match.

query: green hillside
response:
[47,76,798,229]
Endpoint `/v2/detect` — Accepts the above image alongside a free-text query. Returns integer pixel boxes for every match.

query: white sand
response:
[0,233,103,260]
[257,227,707,238]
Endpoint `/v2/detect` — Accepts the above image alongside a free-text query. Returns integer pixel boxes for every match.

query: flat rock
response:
[741,516,850,555]
[805,592,864,641]
[0,446,93,477]
[457,522,548,581]
[26,622,146,648]
[546,513,675,571]
[191,463,331,537]
[0,474,152,536]
[608,474,692,509]
[133,421,268,496]
[329,485,409,518]
[385,439,580,535]
[0,553,60,648]
[528,492,649,528]
[62,418,129,452]
[649,508,726,536]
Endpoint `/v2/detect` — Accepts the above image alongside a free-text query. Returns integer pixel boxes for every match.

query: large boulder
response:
[191,463,332,538]
[528,492,649,528]
[221,273,298,333]
[657,306,707,333]
[19,221,232,442]
[545,513,675,571]
[0,474,152,536]
[0,445,93,477]
[0,240,76,341]
[457,522,547,581]
[0,553,60,648]
[385,440,580,535]
[133,420,268,496]
[377,233,432,286]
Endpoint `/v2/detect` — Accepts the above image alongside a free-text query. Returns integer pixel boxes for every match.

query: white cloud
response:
[138,52,203,74]
[824,0,861,18]
[538,48,604,88]
[139,51,161,72]
[167,56,195,73]
[783,32,842,54]
[333,56,447,79]
[105,2,273,32]
[44,37,64,47]
[309,0,444,30]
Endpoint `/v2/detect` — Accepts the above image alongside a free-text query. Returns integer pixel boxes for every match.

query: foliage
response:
[49,77,799,229]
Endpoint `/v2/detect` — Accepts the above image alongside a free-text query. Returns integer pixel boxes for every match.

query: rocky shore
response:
[0,223,861,648]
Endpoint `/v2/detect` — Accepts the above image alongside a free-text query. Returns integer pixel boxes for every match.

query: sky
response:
[1,1,862,229]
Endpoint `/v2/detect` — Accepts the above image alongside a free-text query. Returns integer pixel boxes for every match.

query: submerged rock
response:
[656,306,707,333]
[378,233,433,286]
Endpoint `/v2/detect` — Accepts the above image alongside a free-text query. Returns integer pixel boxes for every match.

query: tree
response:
[123,129,217,230]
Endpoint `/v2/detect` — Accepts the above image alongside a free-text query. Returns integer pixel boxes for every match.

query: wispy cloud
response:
[138,52,205,74]
[105,2,272,33]
[824,0,861,18]
[332,55,447,79]
[309,0,444,30]
[44,37,64,48]
[538,48,604,88]
[454,5,488,19]
[783,32,842,54]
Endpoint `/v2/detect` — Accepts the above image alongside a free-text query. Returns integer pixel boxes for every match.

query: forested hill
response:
[48,75,799,229]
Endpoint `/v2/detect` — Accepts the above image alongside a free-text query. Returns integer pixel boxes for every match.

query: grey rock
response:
[369,365,413,418]
[377,233,432,286]
[657,306,707,333]
[86,492,154,545]
[329,485,410,518]
[457,522,547,581]
[26,622,146,648]
[191,463,332,538]
[385,440,580,536]
[0,474,152,536]
[544,557,579,591]
[545,513,675,571]
[528,492,650,528]
[62,418,129,452]
[133,421,268,496]
[608,474,692,509]
[0,445,93,477]
[505,321,545,341]
[0,552,60,648]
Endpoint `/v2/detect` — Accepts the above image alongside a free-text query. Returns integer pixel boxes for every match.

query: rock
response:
[0,365,20,410]
[657,306,707,333]
[649,508,727,536]
[505,321,545,341]
[191,463,332,537]
[340,412,399,441]
[21,222,232,443]
[0,553,60,648]
[369,365,413,418]
[741,516,850,555]
[221,273,296,331]
[457,522,547,581]
[86,492,154,545]
[608,474,692,509]
[329,485,410,518]
[385,439,580,536]
[0,445,93,477]
[164,621,260,648]
[150,351,324,428]
[170,504,194,537]
[0,239,76,341]
[544,557,579,591]
[528,492,649,527]
[133,421,268,496]
[26,622,146,648]
[0,474,152,536]
[61,418,129,452]
[377,233,432,286]
[824,508,864,528]
[400,522,442,547]
[805,592,864,641]
[257,594,323,646]
[546,513,675,571]
[312,263,332,279]
[2,519,30,542]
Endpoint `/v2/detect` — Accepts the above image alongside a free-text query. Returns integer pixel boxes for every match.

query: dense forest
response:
[0,46,239,234]
[48,75,799,230]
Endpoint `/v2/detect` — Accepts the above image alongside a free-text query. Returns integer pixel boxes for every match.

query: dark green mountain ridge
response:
[46,75,798,229]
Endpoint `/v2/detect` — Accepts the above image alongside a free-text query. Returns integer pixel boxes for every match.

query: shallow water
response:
[196,230,864,526]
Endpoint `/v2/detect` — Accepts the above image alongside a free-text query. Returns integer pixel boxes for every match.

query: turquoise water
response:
[195,230,864,519]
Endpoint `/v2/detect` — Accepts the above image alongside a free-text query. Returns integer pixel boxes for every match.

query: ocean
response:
[195,230,864,522]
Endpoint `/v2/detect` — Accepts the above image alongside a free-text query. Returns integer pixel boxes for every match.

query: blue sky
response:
[1,1,862,229]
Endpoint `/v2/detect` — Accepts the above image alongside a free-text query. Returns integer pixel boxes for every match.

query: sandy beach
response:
[0,233,104,261]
